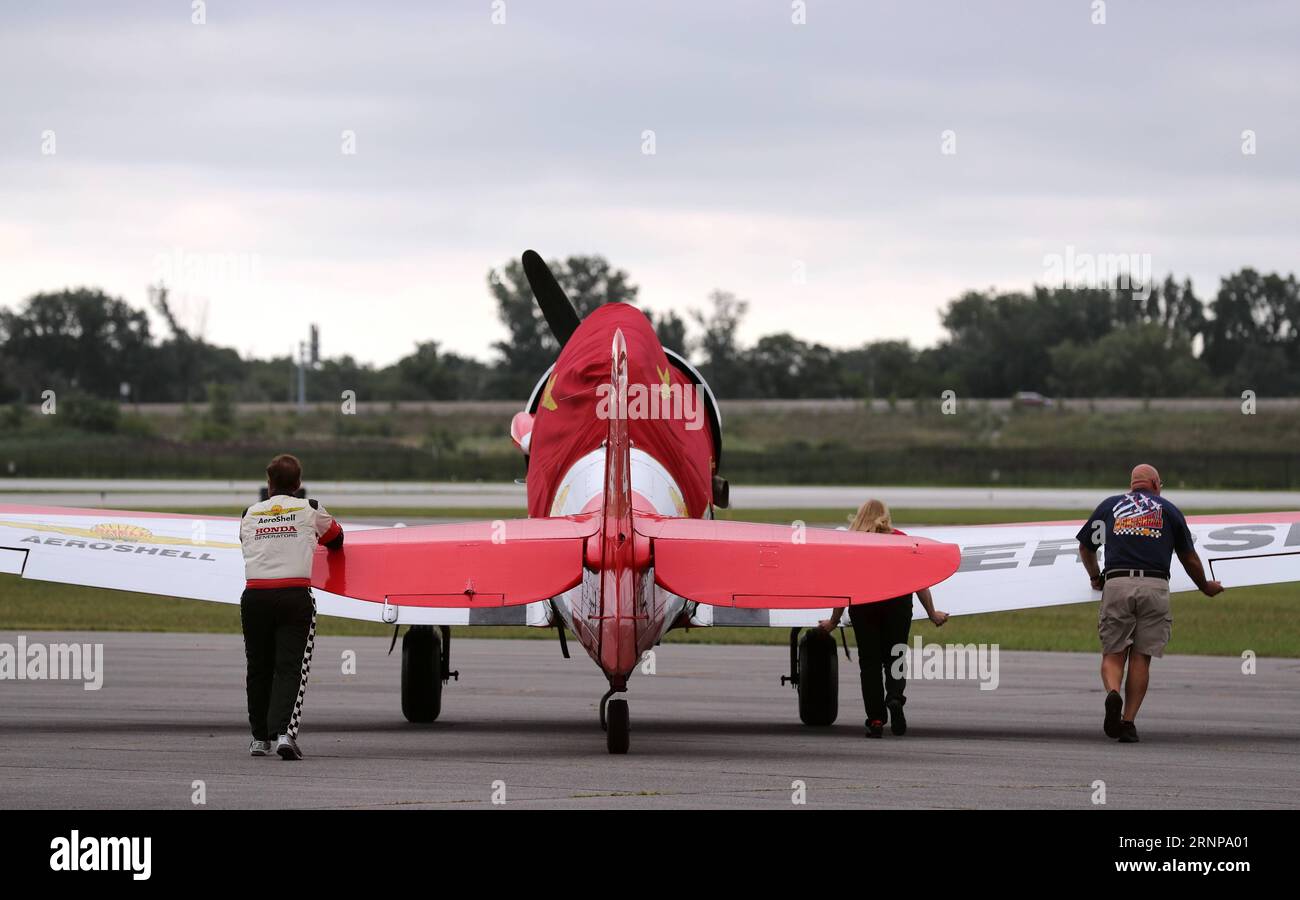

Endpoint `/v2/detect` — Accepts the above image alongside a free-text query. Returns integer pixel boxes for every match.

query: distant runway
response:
[2,633,1296,809]
[3,479,1299,512]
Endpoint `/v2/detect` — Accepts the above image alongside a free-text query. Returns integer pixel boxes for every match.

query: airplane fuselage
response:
[519,303,715,689]
[546,446,697,687]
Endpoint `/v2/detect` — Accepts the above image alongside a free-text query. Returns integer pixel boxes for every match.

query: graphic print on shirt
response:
[252,505,306,543]
[1111,492,1164,539]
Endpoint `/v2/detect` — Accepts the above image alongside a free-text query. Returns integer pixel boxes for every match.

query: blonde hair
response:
[850,498,893,534]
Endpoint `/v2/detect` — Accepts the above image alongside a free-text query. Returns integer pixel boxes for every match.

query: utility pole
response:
[296,341,307,410]
[295,324,320,411]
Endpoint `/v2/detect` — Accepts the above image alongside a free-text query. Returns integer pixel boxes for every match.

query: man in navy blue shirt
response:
[1077,464,1223,743]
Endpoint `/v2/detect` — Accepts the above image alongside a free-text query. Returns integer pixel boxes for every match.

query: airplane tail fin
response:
[595,328,638,678]
[601,328,632,554]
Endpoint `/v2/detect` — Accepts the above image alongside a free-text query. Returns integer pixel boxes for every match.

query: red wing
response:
[635,517,960,609]
[313,515,598,608]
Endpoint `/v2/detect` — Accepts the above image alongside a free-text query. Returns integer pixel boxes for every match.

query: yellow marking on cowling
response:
[549,483,572,516]
[540,373,559,411]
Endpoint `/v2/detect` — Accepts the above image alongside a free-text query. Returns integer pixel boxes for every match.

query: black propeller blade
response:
[522,249,582,347]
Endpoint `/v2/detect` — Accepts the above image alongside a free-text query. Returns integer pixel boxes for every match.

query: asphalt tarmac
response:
[1,632,1296,809]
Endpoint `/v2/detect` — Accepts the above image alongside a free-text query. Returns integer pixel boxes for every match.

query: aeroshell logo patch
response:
[90,523,154,542]
[256,504,303,520]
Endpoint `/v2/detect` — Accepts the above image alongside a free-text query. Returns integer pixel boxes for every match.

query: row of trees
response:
[1,262,1296,406]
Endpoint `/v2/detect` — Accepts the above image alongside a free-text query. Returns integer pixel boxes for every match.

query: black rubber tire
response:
[606,699,630,754]
[797,628,839,726]
[401,625,443,723]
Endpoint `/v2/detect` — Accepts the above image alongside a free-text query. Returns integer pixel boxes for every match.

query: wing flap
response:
[0,546,28,575]
[1207,551,1300,586]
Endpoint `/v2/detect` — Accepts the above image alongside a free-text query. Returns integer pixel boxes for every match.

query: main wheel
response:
[401,625,444,723]
[797,628,839,726]
[606,699,630,754]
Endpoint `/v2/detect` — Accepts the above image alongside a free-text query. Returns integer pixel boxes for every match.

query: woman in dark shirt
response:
[821,499,948,738]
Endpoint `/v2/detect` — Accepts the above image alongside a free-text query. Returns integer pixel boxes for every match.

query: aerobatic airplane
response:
[2,251,1298,753]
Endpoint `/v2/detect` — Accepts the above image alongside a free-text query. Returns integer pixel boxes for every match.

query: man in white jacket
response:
[238,454,344,760]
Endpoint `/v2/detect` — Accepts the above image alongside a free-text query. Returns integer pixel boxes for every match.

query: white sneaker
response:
[249,739,273,757]
[274,734,303,761]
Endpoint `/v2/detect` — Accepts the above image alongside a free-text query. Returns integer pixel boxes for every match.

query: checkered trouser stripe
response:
[287,606,316,739]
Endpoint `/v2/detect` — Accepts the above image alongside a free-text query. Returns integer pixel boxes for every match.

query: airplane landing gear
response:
[781,627,839,726]
[401,625,457,723]
[606,700,630,754]
[599,687,630,754]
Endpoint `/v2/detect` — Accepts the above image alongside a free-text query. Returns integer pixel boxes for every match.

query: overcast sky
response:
[1,1,1296,367]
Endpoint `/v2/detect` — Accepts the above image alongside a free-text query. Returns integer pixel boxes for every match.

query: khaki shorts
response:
[1098,576,1172,657]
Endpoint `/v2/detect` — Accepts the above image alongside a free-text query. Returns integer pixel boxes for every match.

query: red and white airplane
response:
[2,251,1298,753]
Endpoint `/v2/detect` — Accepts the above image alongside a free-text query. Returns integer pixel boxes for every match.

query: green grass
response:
[139,506,531,521]
[715,506,1292,526]
[2,575,1295,657]
[904,585,1298,656]
[111,505,1293,527]
[7,403,1300,486]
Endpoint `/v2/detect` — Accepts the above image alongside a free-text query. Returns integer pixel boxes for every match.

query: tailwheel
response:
[401,625,444,723]
[606,699,630,754]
